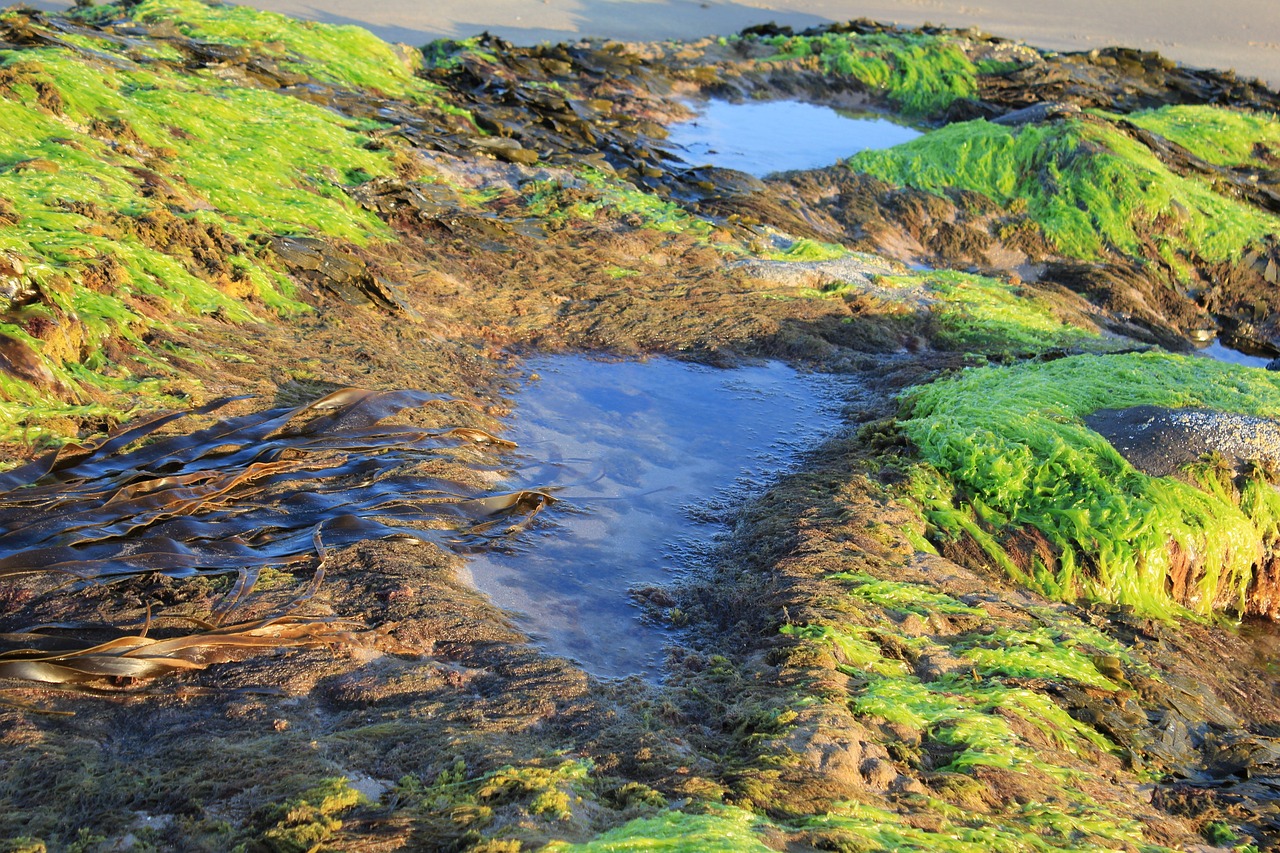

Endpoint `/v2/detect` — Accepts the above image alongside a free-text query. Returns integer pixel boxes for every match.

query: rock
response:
[991,101,1081,126]
[270,235,419,316]
[0,333,60,392]
[1085,405,1280,478]
[858,757,898,790]
[468,136,540,165]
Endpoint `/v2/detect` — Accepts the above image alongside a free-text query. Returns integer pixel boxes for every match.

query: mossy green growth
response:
[0,839,46,853]
[902,352,1280,617]
[799,800,1154,852]
[868,270,1100,354]
[421,36,503,71]
[827,570,985,616]
[551,792,1154,851]
[765,572,1165,849]
[112,0,439,102]
[760,32,977,116]
[0,29,405,439]
[951,627,1121,688]
[849,112,1280,269]
[1123,105,1280,168]
[254,777,364,853]
[19,49,394,242]
[790,572,1121,768]
[397,758,606,847]
[543,804,776,852]
[761,238,849,261]
[523,170,717,239]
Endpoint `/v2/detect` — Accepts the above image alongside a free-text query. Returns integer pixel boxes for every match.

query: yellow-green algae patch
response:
[1123,104,1280,168]
[253,777,365,853]
[786,589,1120,777]
[543,804,775,852]
[522,169,719,239]
[758,570,1170,851]
[902,352,1280,617]
[549,794,1158,851]
[870,269,1101,354]
[757,31,979,116]
[0,12,411,440]
[804,268,1104,356]
[88,0,442,103]
[848,110,1280,270]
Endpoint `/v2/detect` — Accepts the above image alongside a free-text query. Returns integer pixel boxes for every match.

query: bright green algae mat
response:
[546,799,1154,851]
[902,352,1280,617]
[0,0,446,442]
[849,107,1280,270]
[87,0,444,101]
[856,269,1101,355]
[757,31,980,116]
[1125,104,1280,168]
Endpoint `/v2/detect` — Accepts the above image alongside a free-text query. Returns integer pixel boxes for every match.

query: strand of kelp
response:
[0,388,554,689]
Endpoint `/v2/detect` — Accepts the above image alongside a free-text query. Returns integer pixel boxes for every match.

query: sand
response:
[26,0,1280,87]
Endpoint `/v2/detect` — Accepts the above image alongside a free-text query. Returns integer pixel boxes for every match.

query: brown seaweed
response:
[0,388,549,690]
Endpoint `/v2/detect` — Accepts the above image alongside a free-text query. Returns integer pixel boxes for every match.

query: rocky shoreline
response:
[1,2,1280,849]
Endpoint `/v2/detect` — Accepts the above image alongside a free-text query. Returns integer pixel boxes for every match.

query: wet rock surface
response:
[1088,405,1280,478]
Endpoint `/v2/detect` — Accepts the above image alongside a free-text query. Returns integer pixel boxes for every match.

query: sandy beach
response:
[27,0,1280,87]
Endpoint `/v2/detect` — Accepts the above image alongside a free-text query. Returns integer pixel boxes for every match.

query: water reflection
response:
[464,356,851,680]
[1198,338,1274,369]
[666,98,920,177]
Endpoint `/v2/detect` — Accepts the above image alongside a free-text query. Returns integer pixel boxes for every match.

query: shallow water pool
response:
[462,356,851,680]
[666,98,920,177]
[1198,338,1274,369]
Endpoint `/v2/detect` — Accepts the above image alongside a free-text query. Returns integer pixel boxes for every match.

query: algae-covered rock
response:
[2,2,1280,851]
[902,352,1280,617]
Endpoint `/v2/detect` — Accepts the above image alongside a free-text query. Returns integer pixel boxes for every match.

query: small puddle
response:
[463,356,851,680]
[665,99,920,177]
[1198,338,1274,369]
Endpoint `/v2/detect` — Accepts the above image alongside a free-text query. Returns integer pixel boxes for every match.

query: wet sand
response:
[27,0,1280,86]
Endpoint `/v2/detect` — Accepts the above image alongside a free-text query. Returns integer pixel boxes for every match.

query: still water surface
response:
[463,356,850,680]
[666,99,920,177]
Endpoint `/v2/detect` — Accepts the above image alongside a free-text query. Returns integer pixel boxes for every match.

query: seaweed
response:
[759,32,978,116]
[901,352,1280,616]
[848,111,1280,270]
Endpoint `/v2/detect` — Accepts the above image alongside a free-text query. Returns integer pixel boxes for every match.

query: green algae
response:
[781,623,912,677]
[523,169,718,238]
[848,111,1280,269]
[951,627,1120,688]
[421,36,502,71]
[253,777,365,853]
[759,32,977,116]
[550,794,1157,852]
[827,571,984,616]
[804,800,1156,853]
[0,16,414,439]
[21,49,394,241]
[544,804,775,852]
[115,0,439,102]
[760,569,1173,852]
[790,573,1121,773]
[902,352,1280,617]
[396,758,623,848]
[809,268,1101,356]
[761,238,849,261]
[872,270,1099,354]
[1124,104,1280,168]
